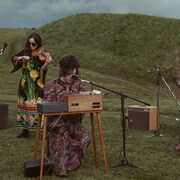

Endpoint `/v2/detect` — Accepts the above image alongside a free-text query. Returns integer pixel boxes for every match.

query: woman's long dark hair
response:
[24,32,42,55]
[25,32,42,49]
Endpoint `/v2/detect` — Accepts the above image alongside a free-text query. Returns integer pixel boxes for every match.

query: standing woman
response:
[11,32,52,138]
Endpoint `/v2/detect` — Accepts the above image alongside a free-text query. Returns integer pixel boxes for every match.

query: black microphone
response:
[0,42,8,55]
[71,74,91,83]
[4,42,8,48]
[153,65,159,71]
[71,74,79,80]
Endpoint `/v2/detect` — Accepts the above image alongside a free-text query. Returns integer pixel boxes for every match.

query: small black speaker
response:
[0,104,8,129]
[127,105,159,131]
[24,158,52,177]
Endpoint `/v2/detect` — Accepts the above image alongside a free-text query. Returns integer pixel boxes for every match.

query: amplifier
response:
[127,105,159,131]
[63,94,103,112]
[37,102,68,113]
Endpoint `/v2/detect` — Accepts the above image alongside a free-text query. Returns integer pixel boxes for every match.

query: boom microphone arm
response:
[72,74,150,106]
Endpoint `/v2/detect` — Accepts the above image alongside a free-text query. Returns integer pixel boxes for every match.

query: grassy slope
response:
[38,13,180,84]
[0,14,179,179]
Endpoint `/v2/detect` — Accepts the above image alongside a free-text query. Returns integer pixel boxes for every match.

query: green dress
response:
[11,49,47,129]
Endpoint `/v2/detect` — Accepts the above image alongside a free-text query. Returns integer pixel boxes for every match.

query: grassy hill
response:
[37,13,180,84]
[4,13,180,85]
[0,13,179,179]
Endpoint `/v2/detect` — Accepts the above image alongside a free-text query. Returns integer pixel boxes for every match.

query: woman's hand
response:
[21,56,30,62]
[45,54,53,65]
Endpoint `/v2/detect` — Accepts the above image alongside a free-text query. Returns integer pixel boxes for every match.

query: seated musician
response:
[43,55,91,177]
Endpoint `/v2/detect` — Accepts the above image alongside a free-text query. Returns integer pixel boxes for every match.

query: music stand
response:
[82,79,150,168]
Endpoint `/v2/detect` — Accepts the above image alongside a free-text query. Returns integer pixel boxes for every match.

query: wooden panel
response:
[149,107,160,130]
[63,94,103,112]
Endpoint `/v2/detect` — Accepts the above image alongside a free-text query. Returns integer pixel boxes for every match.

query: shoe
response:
[17,129,29,138]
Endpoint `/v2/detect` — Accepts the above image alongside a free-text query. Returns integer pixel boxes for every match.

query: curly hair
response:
[59,55,80,76]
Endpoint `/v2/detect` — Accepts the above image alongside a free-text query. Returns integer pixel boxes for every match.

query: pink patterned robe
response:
[43,78,91,176]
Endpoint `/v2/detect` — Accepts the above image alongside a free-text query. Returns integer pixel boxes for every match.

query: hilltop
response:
[36,13,180,85]
[2,13,180,86]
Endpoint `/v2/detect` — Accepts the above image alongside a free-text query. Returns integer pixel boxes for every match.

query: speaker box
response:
[127,105,159,131]
[24,158,52,177]
[0,104,8,130]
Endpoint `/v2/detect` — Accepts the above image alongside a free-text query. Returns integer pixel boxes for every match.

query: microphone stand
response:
[149,66,163,137]
[83,80,150,168]
[158,72,180,110]
[152,66,180,140]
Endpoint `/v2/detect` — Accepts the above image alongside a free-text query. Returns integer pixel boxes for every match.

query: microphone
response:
[4,42,8,48]
[71,74,78,80]
[71,74,91,83]
[0,42,8,55]
[153,65,161,76]
[153,65,159,71]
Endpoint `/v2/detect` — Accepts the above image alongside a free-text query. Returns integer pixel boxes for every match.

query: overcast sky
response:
[1,0,180,28]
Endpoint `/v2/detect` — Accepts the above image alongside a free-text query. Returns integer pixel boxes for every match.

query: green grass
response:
[0,13,179,179]
[38,13,180,84]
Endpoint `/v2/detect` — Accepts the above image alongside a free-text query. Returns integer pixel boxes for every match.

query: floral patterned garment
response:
[43,78,91,176]
[11,52,46,129]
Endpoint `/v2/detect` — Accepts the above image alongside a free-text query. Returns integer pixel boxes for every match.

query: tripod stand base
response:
[121,158,129,166]
[148,130,163,138]
[112,158,137,168]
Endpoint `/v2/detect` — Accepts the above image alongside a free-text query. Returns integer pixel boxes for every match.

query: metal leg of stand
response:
[154,73,162,136]
[149,72,163,137]
[112,96,137,169]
